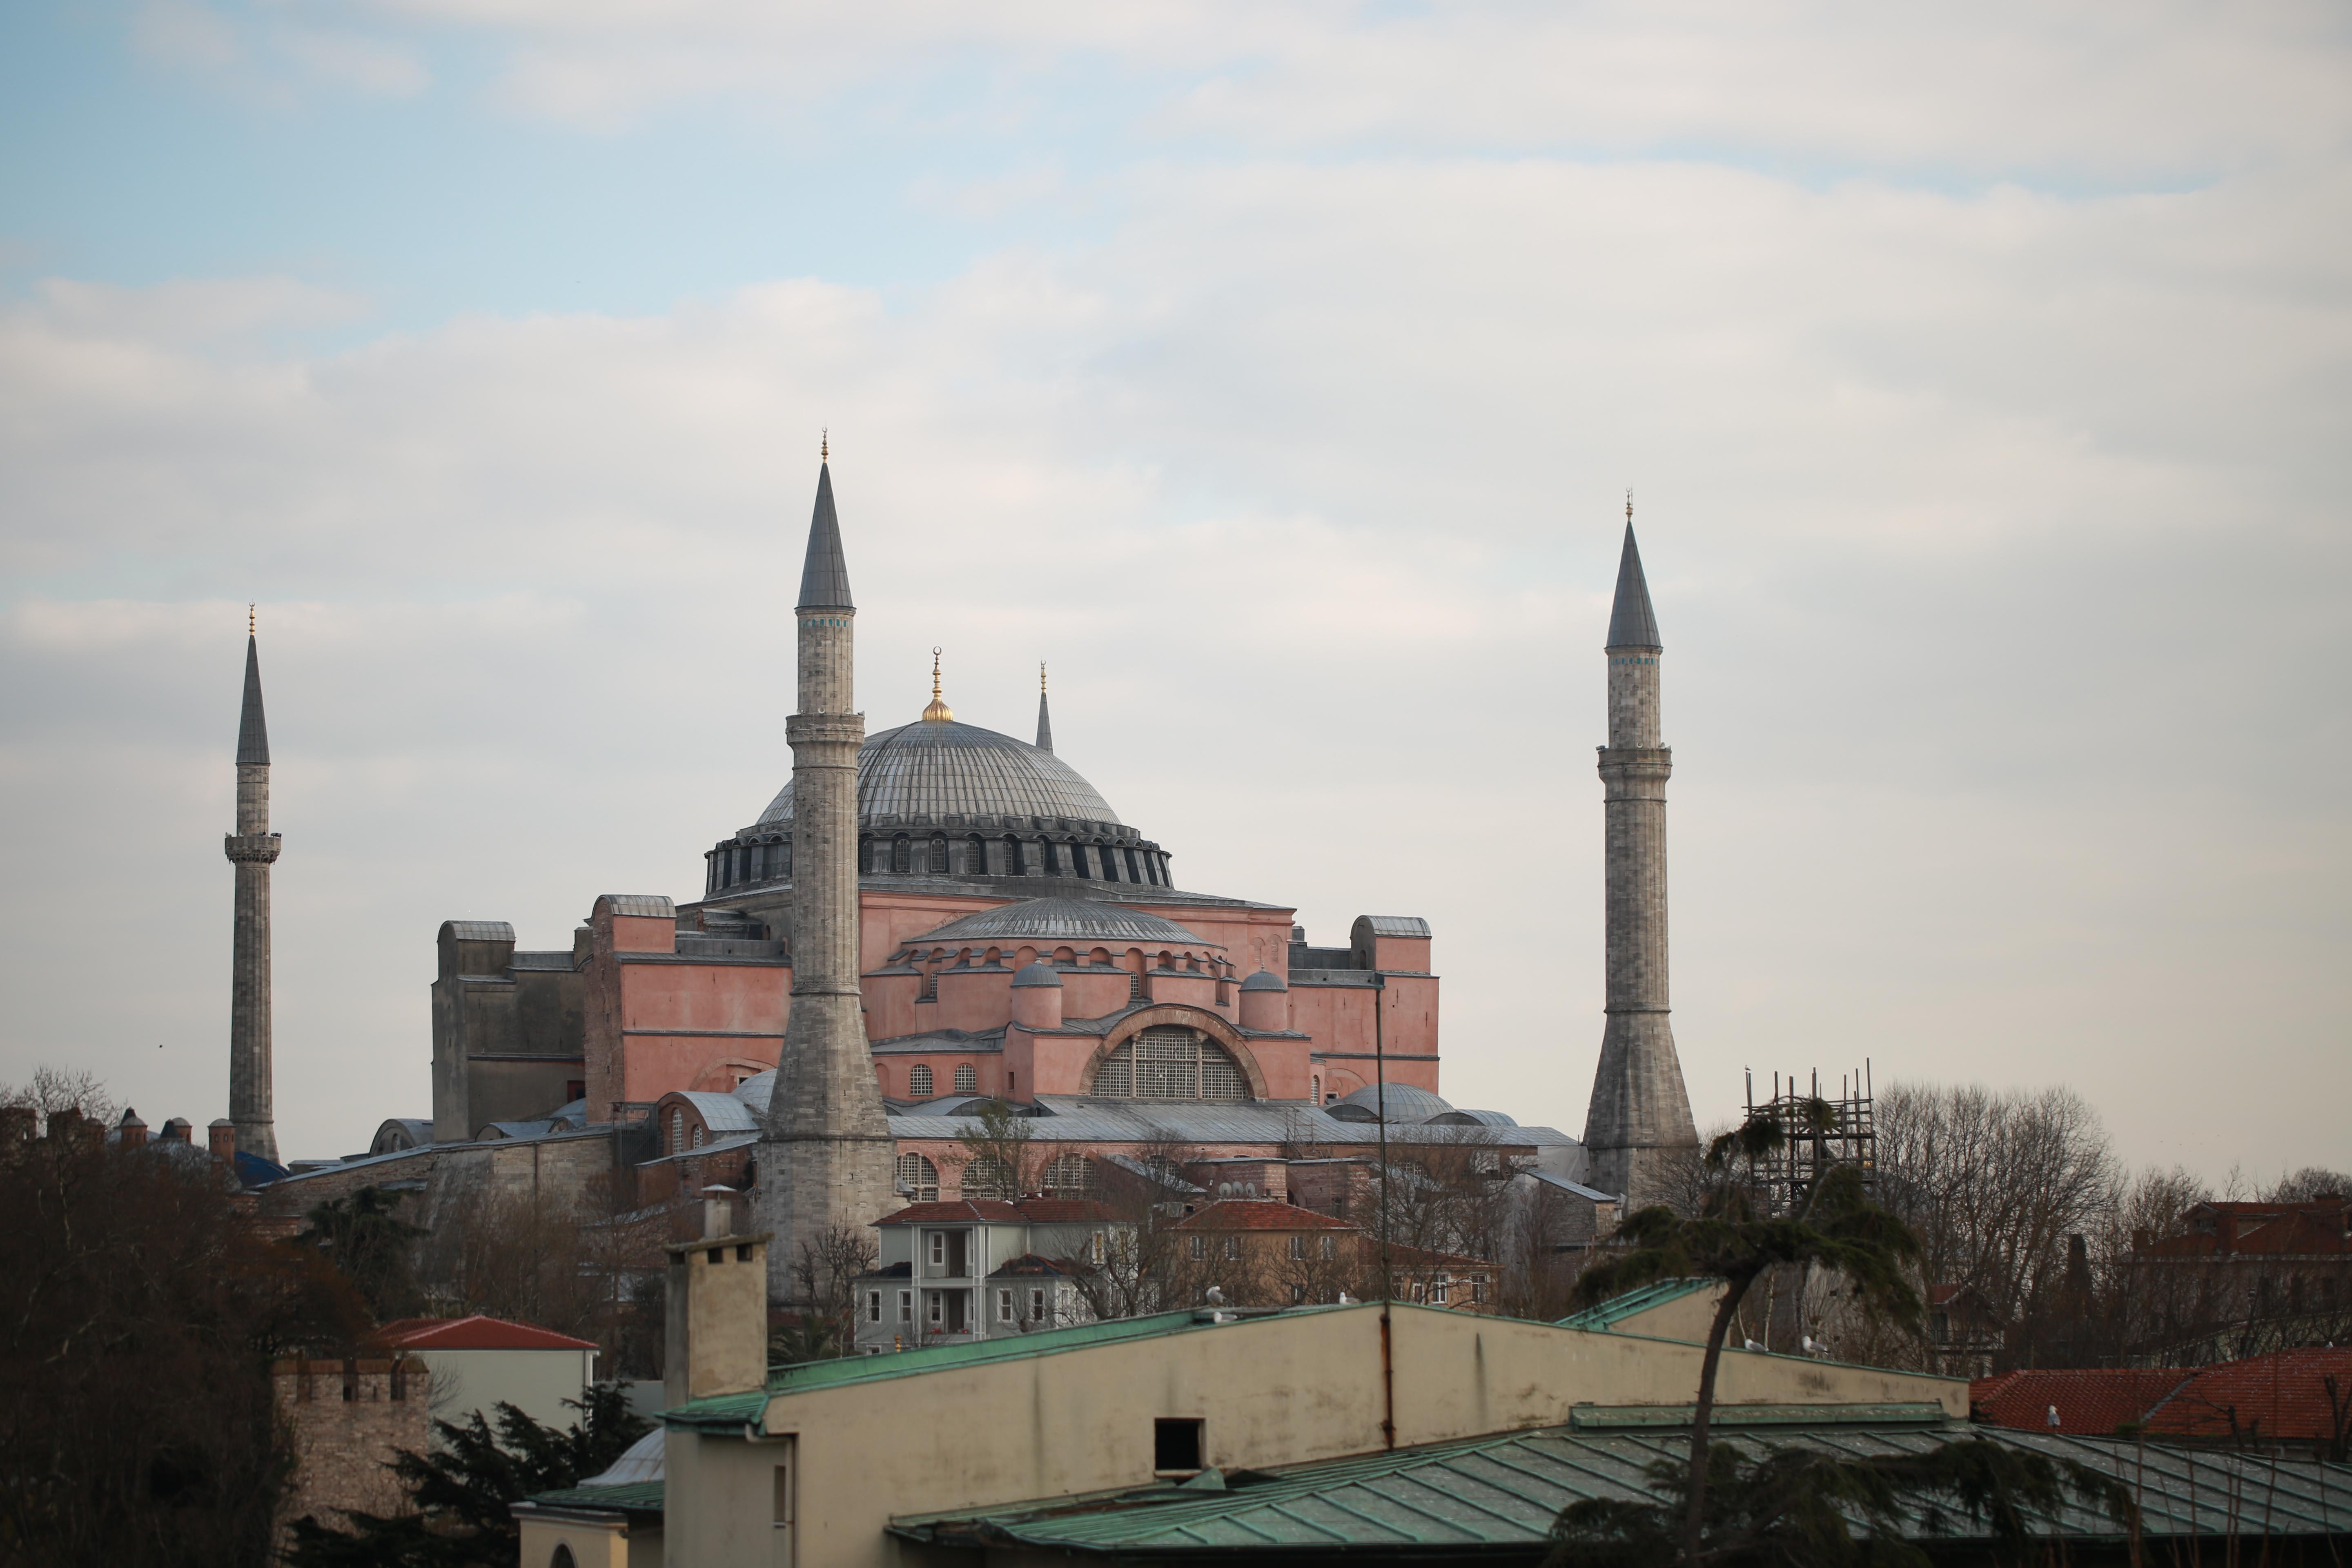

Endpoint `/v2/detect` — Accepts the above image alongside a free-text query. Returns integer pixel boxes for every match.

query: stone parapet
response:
[224,831,283,863]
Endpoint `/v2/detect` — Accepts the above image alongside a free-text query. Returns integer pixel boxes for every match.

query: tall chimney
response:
[666,1185,772,1409]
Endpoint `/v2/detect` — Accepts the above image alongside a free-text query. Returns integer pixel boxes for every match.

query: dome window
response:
[892,835,913,874]
[930,835,949,874]
[953,1062,977,1094]
[909,1064,935,1098]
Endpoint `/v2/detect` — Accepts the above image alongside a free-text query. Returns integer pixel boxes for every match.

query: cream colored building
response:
[513,1201,1964,1568]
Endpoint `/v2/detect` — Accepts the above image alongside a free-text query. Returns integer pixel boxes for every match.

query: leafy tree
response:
[1548,1430,2133,1567]
[1570,1100,1926,1560]
[296,1185,428,1319]
[0,1070,365,1567]
[285,1383,648,1568]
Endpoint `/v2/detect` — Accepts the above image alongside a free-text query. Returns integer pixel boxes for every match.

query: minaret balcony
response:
[224,832,283,864]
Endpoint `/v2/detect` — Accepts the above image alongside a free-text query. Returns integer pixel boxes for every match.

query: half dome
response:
[914,897,1211,949]
[757,719,1119,832]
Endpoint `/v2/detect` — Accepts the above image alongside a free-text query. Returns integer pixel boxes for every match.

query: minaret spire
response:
[1583,503,1698,1207]
[1034,662,1054,752]
[757,453,896,1300]
[224,615,283,1163]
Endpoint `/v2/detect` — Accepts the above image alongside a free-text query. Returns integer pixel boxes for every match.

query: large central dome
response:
[756,719,1121,831]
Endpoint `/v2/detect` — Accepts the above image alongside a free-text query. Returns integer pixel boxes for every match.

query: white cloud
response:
[3,91,2348,1170]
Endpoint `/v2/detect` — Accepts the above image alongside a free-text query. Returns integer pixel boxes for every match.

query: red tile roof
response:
[1971,1369,2193,1436]
[1174,1200,1358,1232]
[875,1198,1116,1227]
[372,1315,599,1352]
[2136,1199,2352,1260]
[2144,1350,2352,1444]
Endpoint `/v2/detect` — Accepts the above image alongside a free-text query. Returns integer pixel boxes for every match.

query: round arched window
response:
[1088,1027,1249,1101]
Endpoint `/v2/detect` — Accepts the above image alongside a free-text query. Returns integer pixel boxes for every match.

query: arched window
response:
[891,835,912,874]
[929,835,949,874]
[962,1154,1013,1199]
[1006,836,1025,874]
[860,837,877,873]
[1041,840,1062,875]
[1043,1153,1094,1196]
[953,1062,977,1094]
[690,1125,704,1149]
[909,1063,935,1098]
[895,1153,939,1202]
[1088,1028,1250,1101]
[668,1107,684,1153]
[551,1547,578,1568]
[966,835,987,875]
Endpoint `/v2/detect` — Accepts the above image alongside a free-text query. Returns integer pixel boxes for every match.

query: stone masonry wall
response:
[274,1358,429,1544]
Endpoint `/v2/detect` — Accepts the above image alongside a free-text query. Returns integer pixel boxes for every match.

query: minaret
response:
[756,448,898,1299]
[1035,662,1054,752]
[1584,501,1699,1207]
[224,610,283,1162]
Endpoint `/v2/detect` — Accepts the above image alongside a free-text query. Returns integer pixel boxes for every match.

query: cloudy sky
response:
[1,0,2345,1176]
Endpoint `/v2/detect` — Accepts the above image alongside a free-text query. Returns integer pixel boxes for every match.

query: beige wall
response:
[666,1302,1964,1568]
[414,1346,595,1438]
[519,1513,628,1568]
[1600,1282,1727,1344]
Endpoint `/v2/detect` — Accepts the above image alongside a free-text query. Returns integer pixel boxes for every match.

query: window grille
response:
[1043,1154,1094,1195]
[1087,1028,1249,1101]
[690,1125,704,1149]
[930,836,949,873]
[891,836,912,873]
[909,1064,935,1098]
[895,1153,939,1201]
[953,1062,978,1094]
[962,1156,1013,1199]
[669,1108,683,1154]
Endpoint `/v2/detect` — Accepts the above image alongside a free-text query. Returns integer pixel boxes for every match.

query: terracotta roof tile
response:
[2145,1350,2352,1443]
[373,1315,600,1352]
[1971,1369,2192,1436]
[1173,1200,1358,1232]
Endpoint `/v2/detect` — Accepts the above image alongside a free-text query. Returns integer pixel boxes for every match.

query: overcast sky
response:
[1,1,2345,1176]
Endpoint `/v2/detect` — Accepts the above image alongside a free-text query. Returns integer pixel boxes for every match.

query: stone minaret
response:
[1584,510,1699,1207]
[756,453,897,1299]
[1035,662,1054,752]
[224,615,283,1162]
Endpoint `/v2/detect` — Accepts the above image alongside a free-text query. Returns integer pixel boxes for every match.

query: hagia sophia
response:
[231,454,1700,1291]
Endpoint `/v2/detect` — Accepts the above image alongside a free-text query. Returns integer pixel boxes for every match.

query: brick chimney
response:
[48,1107,82,1145]
[208,1119,237,1162]
[664,1185,769,1410]
[118,1109,148,1148]
[159,1117,193,1143]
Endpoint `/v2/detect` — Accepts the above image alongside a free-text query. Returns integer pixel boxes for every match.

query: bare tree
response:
[775,1224,879,1363]
[952,1099,1042,1198]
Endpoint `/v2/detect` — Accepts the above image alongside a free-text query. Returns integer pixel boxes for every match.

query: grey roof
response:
[441,920,515,943]
[756,719,1121,831]
[1012,961,1062,988]
[796,462,853,610]
[1333,1083,1453,1121]
[910,898,1209,949]
[1606,523,1662,649]
[597,894,676,919]
[1353,915,1431,939]
[1520,1169,1621,1203]
[235,635,270,766]
[507,949,576,972]
[885,1095,1579,1150]
[1428,1108,1518,1128]
[637,1131,757,1167]
[1238,969,1287,992]
[670,1090,759,1135]
[580,1429,664,1488]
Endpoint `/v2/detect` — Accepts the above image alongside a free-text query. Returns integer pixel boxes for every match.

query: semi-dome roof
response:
[757,719,1120,831]
[913,897,1212,949]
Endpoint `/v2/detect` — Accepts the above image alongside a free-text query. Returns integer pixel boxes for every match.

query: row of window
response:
[902,1062,979,1099]
[890,1151,1096,1201]
[1187,1233,1340,1262]
[866,1285,1059,1328]
[703,833,1177,894]
[1090,1029,1250,1101]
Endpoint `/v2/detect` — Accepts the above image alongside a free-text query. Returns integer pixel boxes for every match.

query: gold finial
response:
[248,604,255,636]
[1626,488,1633,526]
[923,646,953,722]
[1040,660,1047,693]
[821,428,829,462]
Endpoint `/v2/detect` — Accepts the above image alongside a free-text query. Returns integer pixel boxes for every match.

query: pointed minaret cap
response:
[796,457,855,610]
[1604,502,1662,651]
[236,617,270,766]
[1035,661,1054,752]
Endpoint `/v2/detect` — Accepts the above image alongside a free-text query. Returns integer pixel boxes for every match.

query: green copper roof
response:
[891,1420,2352,1554]
[666,1306,1357,1429]
[518,1480,665,1515]
[1557,1276,1714,1332]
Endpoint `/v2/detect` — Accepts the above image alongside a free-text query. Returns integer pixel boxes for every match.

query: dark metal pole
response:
[1373,971,1394,1449]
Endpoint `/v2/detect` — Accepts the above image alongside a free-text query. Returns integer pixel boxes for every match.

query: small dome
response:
[916,897,1213,949]
[1426,1107,1518,1128]
[1238,969,1287,992]
[1011,961,1063,988]
[1333,1083,1452,1122]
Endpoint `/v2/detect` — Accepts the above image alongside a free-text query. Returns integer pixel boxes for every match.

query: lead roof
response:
[1606,523,1662,650]
[236,635,270,766]
[796,462,854,610]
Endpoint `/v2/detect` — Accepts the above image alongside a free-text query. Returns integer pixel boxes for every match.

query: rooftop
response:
[374,1315,600,1353]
